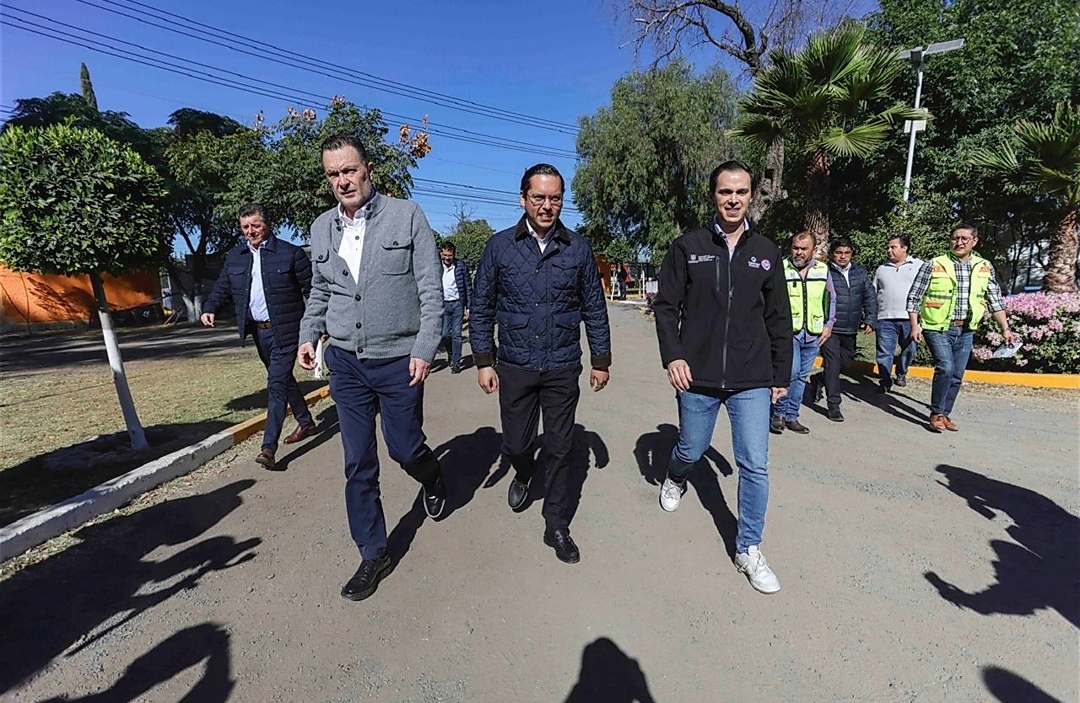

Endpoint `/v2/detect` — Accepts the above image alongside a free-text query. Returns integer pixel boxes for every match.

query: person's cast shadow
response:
[802,369,931,429]
[923,464,1080,628]
[0,480,259,694]
[634,423,737,557]
[563,637,657,703]
[982,665,1065,703]
[273,404,341,471]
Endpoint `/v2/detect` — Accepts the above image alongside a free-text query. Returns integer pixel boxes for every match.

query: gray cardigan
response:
[299,192,443,362]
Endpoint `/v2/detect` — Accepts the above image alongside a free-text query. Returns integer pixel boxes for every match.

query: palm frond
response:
[818,122,893,158]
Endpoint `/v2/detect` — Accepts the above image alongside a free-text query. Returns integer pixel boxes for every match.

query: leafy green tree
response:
[733,23,917,251]
[443,217,495,270]
[0,123,170,450]
[573,61,738,259]
[79,63,98,112]
[970,103,1080,293]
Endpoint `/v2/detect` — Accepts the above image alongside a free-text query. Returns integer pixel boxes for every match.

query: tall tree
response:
[971,103,1080,293]
[615,0,862,220]
[733,23,916,250]
[79,63,98,112]
[573,61,738,260]
[0,123,170,450]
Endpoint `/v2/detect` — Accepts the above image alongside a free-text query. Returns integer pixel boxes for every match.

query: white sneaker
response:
[734,546,781,594]
[659,478,686,512]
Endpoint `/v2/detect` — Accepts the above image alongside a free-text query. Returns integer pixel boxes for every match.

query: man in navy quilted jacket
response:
[470,163,612,564]
[202,203,317,470]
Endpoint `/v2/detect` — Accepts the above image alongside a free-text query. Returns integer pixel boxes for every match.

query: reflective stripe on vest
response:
[784,259,828,334]
[919,254,993,331]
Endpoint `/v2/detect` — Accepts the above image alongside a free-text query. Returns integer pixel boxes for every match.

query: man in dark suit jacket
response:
[202,203,317,469]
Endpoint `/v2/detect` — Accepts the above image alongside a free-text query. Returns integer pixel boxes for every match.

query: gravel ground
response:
[1,304,1076,702]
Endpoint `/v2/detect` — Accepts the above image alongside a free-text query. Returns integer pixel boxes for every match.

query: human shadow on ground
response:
[274,404,341,471]
[923,464,1080,628]
[982,665,1065,703]
[225,380,327,412]
[36,623,234,703]
[800,370,930,429]
[0,480,258,694]
[0,421,235,528]
[562,637,657,703]
[513,425,608,523]
[634,423,737,556]
[431,426,504,517]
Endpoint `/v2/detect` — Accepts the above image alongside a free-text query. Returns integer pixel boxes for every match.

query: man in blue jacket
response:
[201,203,317,470]
[810,237,877,422]
[470,163,611,565]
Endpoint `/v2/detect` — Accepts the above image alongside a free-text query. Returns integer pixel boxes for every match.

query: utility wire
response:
[73,0,579,134]
[1,10,578,159]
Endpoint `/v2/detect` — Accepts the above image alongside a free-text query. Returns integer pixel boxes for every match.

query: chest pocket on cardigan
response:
[380,241,412,275]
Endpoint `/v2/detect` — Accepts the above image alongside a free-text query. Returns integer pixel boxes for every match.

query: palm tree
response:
[970,102,1080,293]
[733,23,918,252]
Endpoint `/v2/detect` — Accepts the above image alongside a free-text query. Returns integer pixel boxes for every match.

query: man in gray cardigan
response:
[298,134,446,602]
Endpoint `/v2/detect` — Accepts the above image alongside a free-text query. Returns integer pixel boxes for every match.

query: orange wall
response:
[0,267,160,328]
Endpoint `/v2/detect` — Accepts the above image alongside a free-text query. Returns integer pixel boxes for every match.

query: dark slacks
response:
[821,332,858,408]
[498,363,582,530]
[251,325,313,450]
[326,346,437,560]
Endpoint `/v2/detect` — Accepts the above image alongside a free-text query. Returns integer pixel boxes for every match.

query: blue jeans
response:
[875,319,916,384]
[441,299,464,368]
[251,325,313,451]
[923,327,974,416]
[668,387,771,553]
[773,335,819,420]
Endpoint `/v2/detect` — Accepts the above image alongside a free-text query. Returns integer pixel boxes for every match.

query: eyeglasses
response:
[951,236,975,244]
[526,193,563,206]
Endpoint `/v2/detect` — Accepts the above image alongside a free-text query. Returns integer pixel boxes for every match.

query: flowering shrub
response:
[971,292,1080,373]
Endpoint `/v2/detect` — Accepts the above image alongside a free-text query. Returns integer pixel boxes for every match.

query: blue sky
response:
[1,0,876,240]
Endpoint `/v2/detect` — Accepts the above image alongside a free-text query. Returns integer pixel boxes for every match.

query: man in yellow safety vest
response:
[906,224,1015,432]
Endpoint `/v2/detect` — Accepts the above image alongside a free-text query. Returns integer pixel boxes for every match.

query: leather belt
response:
[950,319,966,327]
[253,320,272,330]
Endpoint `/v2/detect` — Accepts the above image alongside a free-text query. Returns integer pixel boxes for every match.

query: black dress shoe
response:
[895,373,907,387]
[341,554,394,601]
[769,416,785,435]
[450,366,462,374]
[507,476,531,512]
[810,375,824,403]
[827,406,845,422]
[543,527,580,564]
[422,475,447,519]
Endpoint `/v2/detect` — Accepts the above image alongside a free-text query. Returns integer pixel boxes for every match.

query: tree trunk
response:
[804,147,831,259]
[89,270,149,451]
[749,137,787,222]
[1042,205,1078,293]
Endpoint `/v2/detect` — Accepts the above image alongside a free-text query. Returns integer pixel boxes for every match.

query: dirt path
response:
[2,304,1076,702]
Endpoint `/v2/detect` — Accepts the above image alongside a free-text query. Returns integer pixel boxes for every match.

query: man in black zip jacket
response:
[652,160,792,594]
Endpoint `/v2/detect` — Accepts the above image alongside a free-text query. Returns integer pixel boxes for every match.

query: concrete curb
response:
[0,384,331,563]
[813,358,1079,389]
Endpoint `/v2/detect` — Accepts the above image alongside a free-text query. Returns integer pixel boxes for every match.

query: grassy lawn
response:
[0,348,326,527]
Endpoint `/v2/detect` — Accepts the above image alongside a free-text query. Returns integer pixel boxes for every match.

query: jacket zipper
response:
[720,242,737,389]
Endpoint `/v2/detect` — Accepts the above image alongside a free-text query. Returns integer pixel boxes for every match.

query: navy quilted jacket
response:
[203,236,312,351]
[471,217,611,371]
[827,262,877,335]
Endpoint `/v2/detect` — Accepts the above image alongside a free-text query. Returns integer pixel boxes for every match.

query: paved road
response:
[1,304,1076,702]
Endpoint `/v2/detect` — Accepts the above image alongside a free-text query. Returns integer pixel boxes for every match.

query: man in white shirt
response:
[873,235,922,391]
[438,242,470,373]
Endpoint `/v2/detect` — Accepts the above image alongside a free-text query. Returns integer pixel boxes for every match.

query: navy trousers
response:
[251,325,313,451]
[326,346,437,560]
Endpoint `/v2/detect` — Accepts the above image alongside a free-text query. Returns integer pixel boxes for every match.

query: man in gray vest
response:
[298,134,446,602]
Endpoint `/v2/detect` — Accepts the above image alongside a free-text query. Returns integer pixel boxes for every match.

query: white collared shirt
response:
[442,262,459,301]
[836,262,852,286]
[338,202,370,284]
[525,219,553,254]
[713,218,749,260]
[248,242,269,321]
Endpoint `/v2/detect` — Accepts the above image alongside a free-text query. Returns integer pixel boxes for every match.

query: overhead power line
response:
[73,0,579,134]
[1,8,578,159]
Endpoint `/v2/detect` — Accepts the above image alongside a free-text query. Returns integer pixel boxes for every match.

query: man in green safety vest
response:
[906,224,1015,432]
[771,231,836,435]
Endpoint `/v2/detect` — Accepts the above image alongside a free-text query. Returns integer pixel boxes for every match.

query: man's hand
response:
[667,359,693,392]
[477,367,498,394]
[859,323,874,335]
[590,369,609,392]
[298,342,317,370]
[463,309,470,322]
[1002,328,1016,347]
[771,386,788,404]
[911,322,923,344]
[408,358,431,387]
[818,326,833,345]
[200,312,215,327]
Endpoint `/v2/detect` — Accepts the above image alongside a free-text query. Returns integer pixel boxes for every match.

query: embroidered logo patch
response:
[689,253,718,264]
[761,258,772,271]
[748,256,760,269]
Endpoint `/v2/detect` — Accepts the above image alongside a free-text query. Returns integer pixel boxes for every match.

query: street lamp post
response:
[899,39,965,202]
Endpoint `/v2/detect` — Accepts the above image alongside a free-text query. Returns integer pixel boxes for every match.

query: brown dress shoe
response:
[283,423,318,444]
[255,448,276,469]
[942,415,958,431]
[929,413,947,432]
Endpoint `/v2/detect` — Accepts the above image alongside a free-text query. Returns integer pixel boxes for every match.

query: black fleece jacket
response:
[654,223,792,391]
